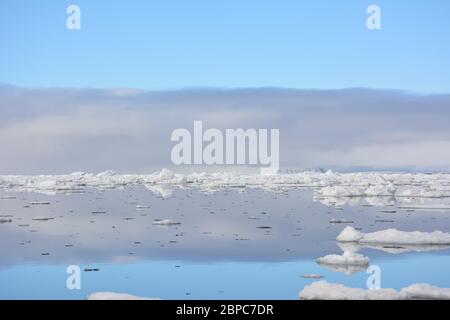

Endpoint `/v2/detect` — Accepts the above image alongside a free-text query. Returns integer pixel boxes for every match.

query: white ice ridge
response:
[87,292,160,300]
[337,226,450,245]
[299,281,450,300]
[1,169,450,201]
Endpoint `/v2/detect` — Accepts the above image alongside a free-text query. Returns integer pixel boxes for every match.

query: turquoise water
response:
[2,254,450,300]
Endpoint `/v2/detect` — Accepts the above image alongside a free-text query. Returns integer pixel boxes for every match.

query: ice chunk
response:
[96,170,116,177]
[299,281,450,300]
[301,274,324,279]
[152,219,181,226]
[87,292,160,300]
[402,284,450,299]
[317,251,370,267]
[1,171,449,203]
[337,226,450,245]
[336,226,364,242]
[329,218,354,224]
[32,216,54,221]
[299,281,404,300]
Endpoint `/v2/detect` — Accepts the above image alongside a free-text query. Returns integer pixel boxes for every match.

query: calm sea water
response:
[1,186,449,299]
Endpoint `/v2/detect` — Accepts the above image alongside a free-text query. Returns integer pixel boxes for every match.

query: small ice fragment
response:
[329,218,354,224]
[87,292,160,300]
[299,281,450,300]
[317,251,370,267]
[135,205,150,209]
[301,274,324,279]
[32,216,54,221]
[152,219,181,226]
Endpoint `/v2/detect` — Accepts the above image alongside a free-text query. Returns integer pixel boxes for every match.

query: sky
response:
[0,1,450,173]
[1,86,450,174]
[0,0,449,92]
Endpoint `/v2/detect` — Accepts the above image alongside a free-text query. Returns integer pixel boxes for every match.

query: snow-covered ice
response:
[402,283,450,300]
[87,292,160,300]
[337,226,450,245]
[2,169,450,204]
[317,251,370,267]
[299,281,450,300]
[152,219,181,226]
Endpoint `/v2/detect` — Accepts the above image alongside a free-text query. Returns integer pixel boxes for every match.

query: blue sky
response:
[1,0,449,93]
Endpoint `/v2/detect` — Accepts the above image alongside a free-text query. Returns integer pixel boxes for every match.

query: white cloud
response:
[1,86,449,173]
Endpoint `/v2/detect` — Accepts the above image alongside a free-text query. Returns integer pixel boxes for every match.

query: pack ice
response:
[1,169,450,204]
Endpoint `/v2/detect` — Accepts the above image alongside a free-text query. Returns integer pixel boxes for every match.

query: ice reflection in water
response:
[0,185,450,299]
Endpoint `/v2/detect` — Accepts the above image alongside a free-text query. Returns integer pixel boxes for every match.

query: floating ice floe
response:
[32,216,54,221]
[299,281,450,300]
[317,251,370,267]
[301,274,324,279]
[87,292,161,300]
[402,283,450,300]
[152,219,181,226]
[1,169,450,205]
[337,226,450,245]
[135,204,150,209]
[28,201,51,205]
[316,250,370,275]
[329,218,354,224]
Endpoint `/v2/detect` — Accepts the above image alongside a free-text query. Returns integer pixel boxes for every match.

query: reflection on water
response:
[0,186,450,299]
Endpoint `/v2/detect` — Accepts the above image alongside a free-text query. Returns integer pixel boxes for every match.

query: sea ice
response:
[301,274,324,279]
[87,292,160,300]
[337,226,450,245]
[152,219,181,226]
[1,169,450,206]
[32,216,54,221]
[299,281,450,300]
[317,251,370,267]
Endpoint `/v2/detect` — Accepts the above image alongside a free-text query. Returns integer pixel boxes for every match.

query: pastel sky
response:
[1,1,450,173]
[1,0,449,92]
[1,86,450,174]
